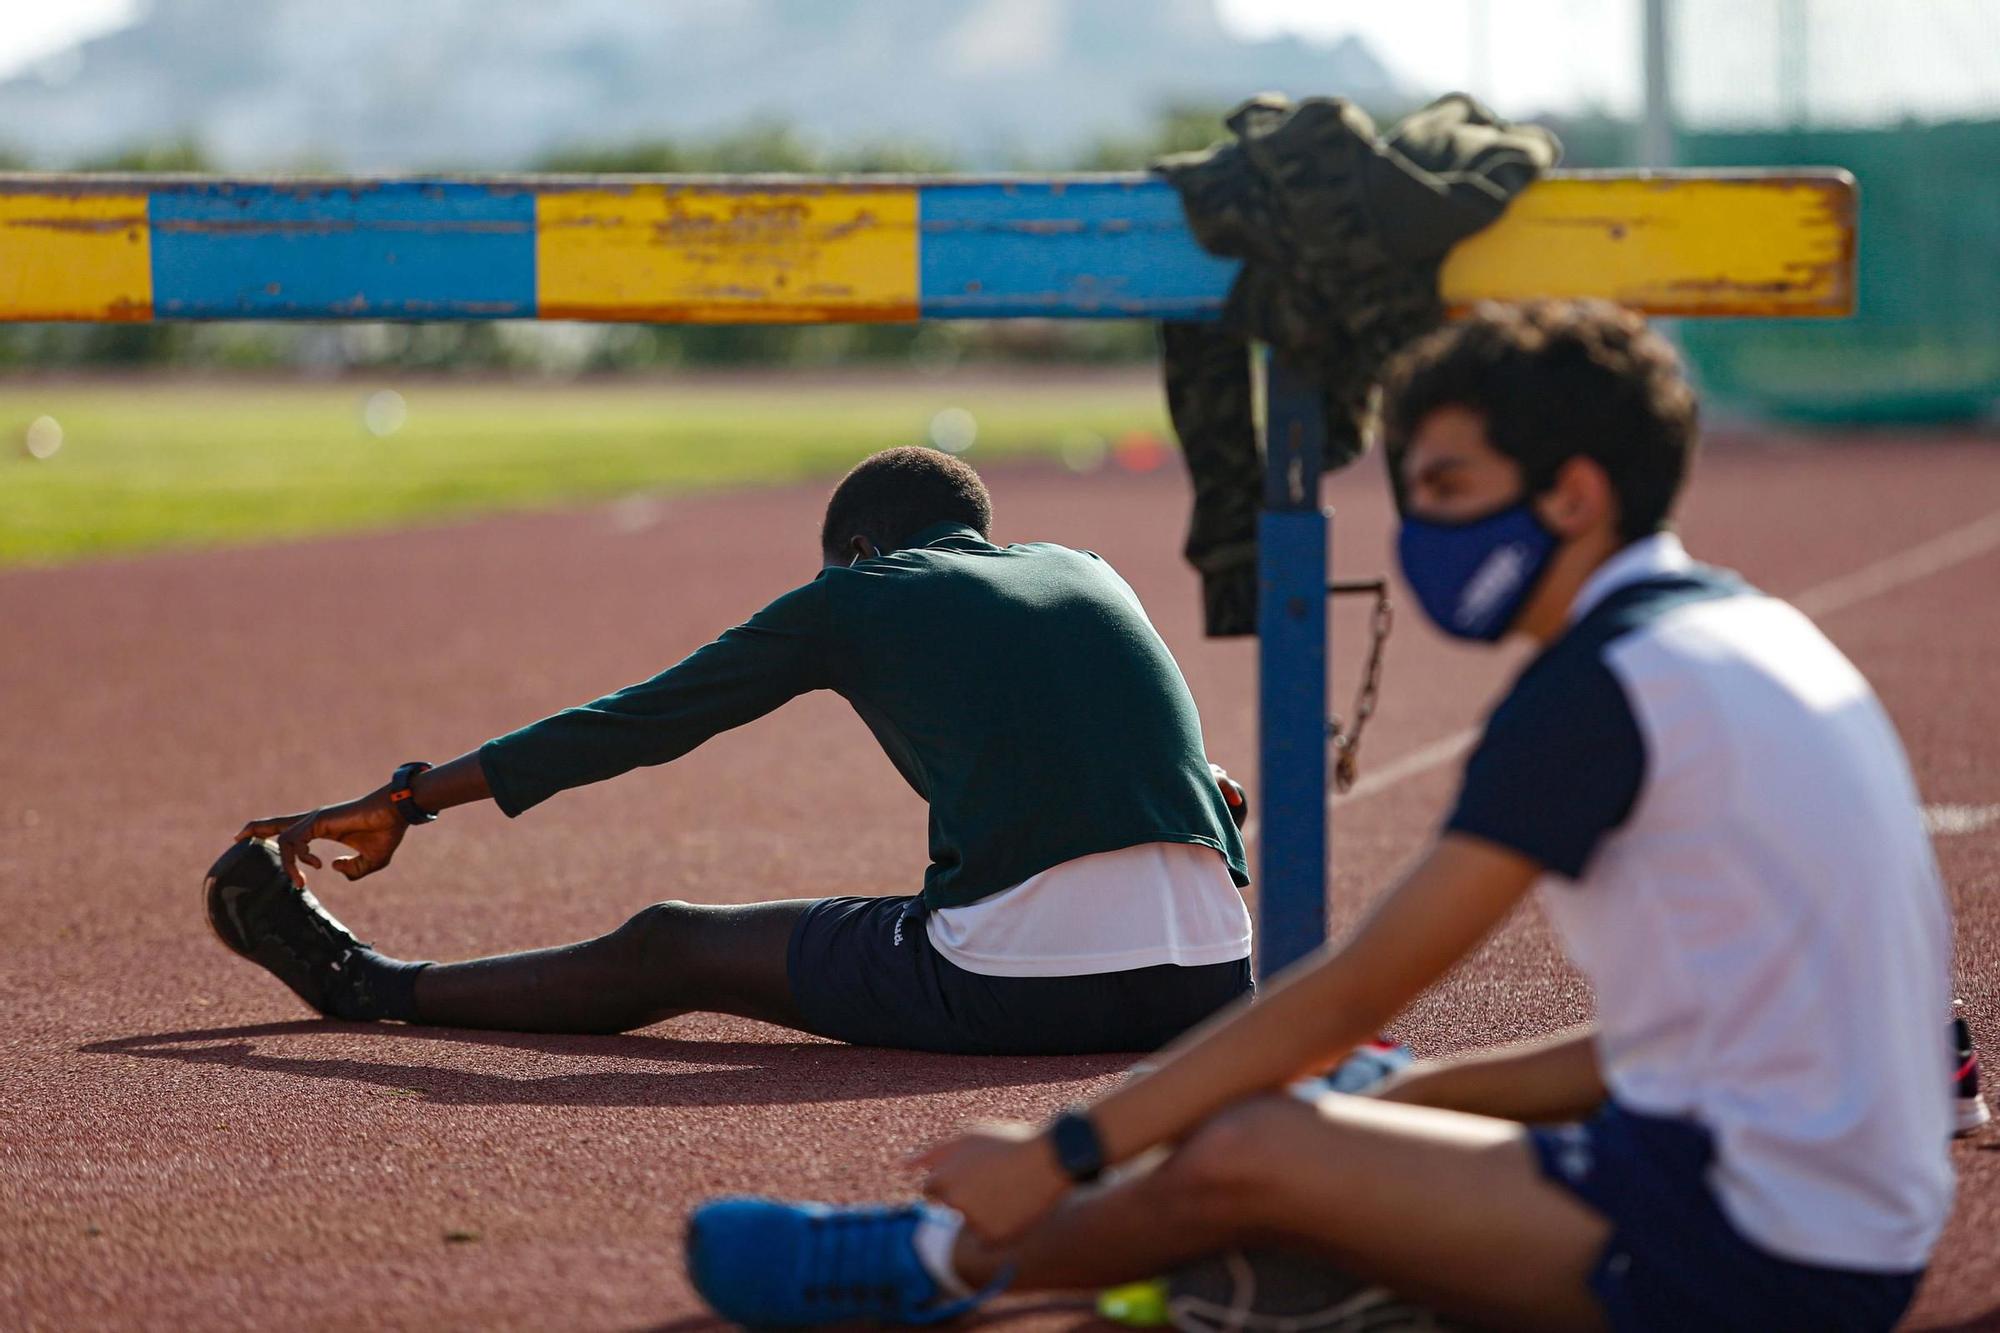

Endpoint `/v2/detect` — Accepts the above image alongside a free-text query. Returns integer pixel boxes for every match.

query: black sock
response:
[330,950,431,1022]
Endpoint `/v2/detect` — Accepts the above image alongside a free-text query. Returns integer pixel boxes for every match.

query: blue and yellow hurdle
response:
[0,171,1853,325]
[0,167,1857,972]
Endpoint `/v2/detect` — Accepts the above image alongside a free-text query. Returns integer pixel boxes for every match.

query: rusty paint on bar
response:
[147,181,535,319]
[537,184,920,323]
[1441,172,1857,318]
[0,170,1857,324]
[0,190,152,321]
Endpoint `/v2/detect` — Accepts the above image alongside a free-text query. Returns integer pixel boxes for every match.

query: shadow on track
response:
[80,1022,1130,1109]
[1913,1310,2000,1333]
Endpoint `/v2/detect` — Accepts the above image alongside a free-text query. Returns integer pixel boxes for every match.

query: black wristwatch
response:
[388,761,437,825]
[1047,1108,1106,1184]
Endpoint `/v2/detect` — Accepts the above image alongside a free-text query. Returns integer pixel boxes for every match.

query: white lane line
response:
[1335,508,2000,809]
[1925,804,2000,837]
[1791,509,2000,618]
[1338,730,1478,803]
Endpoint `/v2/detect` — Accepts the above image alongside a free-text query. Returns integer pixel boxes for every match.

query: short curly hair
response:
[1378,300,1698,542]
[821,446,993,558]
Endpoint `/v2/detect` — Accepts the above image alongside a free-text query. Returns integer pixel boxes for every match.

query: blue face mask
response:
[1396,498,1561,642]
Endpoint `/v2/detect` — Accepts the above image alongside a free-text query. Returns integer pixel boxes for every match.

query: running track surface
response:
[3,432,1998,1330]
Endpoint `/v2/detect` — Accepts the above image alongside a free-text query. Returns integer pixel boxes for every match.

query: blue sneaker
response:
[687,1198,994,1326]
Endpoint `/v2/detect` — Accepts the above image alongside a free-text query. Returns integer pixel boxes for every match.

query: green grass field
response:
[0,374,1169,567]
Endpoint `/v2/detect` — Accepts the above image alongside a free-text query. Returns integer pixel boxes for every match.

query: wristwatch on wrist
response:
[1047,1108,1106,1184]
[388,761,437,825]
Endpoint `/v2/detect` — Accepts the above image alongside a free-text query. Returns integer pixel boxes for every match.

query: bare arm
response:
[918,833,1546,1240]
[235,749,492,887]
[1374,1025,1605,1122]
[408,750,491,813]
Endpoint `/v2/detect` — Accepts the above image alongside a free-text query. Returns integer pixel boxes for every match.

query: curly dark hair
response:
[1378,300,1698,541]
[821,446,993,559]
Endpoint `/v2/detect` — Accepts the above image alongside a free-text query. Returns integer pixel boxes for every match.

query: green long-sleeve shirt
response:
[478,522,1249,910]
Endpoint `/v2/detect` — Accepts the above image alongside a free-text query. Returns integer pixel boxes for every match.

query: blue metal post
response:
[1256,348,1329,977]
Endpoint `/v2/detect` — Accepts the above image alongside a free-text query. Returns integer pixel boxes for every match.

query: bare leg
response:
[410,898,814,1034]
[952,1093,1610,1332]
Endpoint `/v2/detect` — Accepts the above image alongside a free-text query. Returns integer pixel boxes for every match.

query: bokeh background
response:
[2,0,1995,568]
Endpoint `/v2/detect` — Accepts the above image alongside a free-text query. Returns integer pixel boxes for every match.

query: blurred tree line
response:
[0,104,1638,375]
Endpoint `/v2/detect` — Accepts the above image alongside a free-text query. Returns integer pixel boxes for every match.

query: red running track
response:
[3,434,1998,1329]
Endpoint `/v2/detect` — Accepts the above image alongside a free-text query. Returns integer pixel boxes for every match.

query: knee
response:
[609,899,698,962]
[1152,1095,1313,1224]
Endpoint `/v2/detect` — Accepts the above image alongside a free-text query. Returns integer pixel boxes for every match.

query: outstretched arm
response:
[918,832,1544,1242]
[235,751,493,888]
[234,579,831,887]
[477,579,831,817]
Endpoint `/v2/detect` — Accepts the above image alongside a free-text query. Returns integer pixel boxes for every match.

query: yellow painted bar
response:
[537,184,920,323]
[0,190,151,321]
[1442,172,1856,317]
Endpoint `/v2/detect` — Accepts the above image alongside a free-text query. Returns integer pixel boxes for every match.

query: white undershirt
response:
[925,841,1253,978]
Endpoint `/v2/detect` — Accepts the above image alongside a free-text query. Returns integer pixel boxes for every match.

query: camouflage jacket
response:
[1156,93,1560,635]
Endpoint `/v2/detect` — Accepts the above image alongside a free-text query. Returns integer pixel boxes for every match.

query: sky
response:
[0,0,1991,126]
[1218,0,1645,115]
[1218,0,2000,125]
[0,0,138,81]
[0,0,1643,106]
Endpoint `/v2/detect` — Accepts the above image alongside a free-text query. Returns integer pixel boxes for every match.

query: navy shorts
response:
[786,895,1252,1056]
[1529,1102,1923,1333]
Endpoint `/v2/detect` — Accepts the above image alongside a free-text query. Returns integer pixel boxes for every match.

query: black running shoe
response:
[204,839,368,1017]
[1954,1000,1991,1138]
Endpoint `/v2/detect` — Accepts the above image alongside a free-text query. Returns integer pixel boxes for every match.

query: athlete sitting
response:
[687,302,1956,1331]
[208,446,1254,1055]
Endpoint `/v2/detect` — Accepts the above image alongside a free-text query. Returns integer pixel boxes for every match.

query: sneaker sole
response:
[201,840,262,956]
[203,840,269,961]
[200,840,362,1017]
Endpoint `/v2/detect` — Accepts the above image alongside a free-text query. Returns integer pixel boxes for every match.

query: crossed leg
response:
[952,1092,1611,1332]
[406,898,815,1034]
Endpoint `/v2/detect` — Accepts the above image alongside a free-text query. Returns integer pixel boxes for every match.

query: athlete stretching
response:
[688,303,1956,1331]
[208,446,1254,1055]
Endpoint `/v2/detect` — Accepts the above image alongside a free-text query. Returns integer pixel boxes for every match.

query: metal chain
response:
[1327,579,1394,794]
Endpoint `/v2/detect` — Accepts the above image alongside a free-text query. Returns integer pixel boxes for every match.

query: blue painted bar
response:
[148,182,536,319]
[1256,352,1330,978]
[919,180,1233,320]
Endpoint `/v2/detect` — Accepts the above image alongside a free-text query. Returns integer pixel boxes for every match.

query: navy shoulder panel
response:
[1445,568,1743,880]
[1566,566,1747,656]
